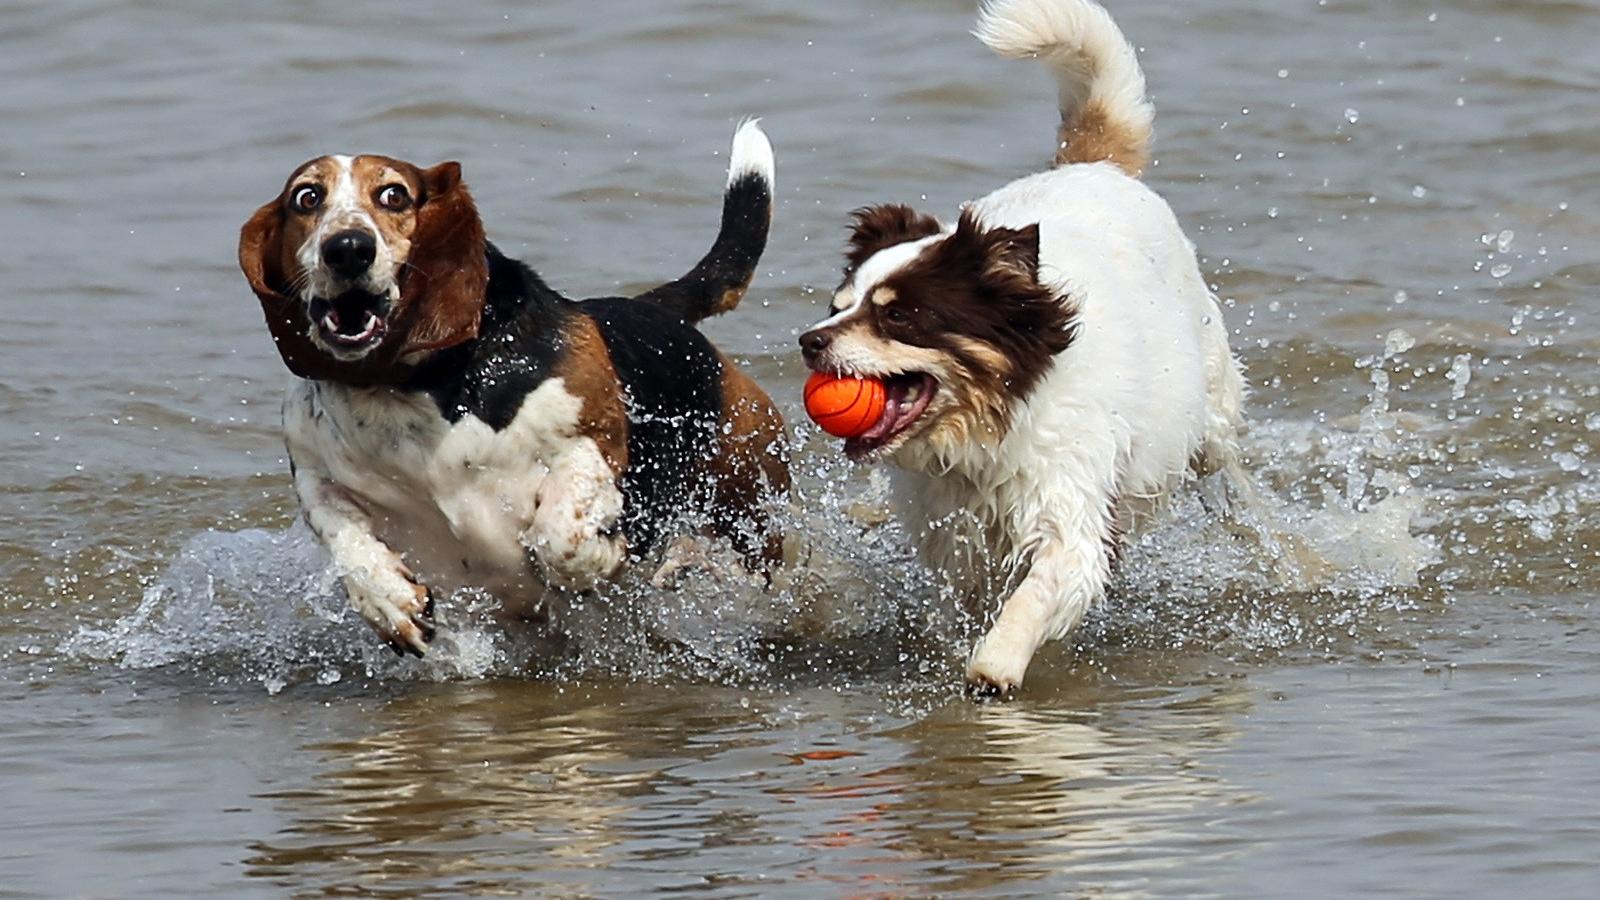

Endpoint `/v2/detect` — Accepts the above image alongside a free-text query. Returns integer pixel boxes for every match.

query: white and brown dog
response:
[800,0,1249,694]
[239,122,788,656]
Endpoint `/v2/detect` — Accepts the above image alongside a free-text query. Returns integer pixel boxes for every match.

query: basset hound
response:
[239,121,788,656]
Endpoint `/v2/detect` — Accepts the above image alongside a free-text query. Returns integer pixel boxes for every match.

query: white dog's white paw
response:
[965,629,1035,697]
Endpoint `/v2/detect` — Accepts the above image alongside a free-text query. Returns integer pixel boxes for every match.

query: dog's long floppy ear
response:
[395,161,489,356]
[239,194,339,380]
[844,204,943,275]
[238,198,287,309]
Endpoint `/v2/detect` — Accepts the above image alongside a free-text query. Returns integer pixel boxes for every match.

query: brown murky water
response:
[3,0,1598,896]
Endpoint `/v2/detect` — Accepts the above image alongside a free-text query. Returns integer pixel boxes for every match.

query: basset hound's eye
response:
[376,184,411,212]
[289,185,323,214]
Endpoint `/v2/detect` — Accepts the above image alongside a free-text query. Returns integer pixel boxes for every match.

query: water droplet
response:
[1411,185,1427,198]
[1383,329,1414,357]
[1445,354,1472,401]
[1343,108,1360,124]
[1490,263,1512,279]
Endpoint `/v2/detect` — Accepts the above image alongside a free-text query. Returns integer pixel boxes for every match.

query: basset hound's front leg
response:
[293,466,435,656]
[284,386,436,656]
[522,438,628,591]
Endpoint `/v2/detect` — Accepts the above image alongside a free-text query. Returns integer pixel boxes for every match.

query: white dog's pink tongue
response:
[859,392,902,441]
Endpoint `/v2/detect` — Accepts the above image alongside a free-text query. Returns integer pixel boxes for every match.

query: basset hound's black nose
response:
[321,229,377,279]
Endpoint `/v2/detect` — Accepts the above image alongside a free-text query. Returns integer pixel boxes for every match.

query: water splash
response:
[58,468,960,694]
[59,524,504,693]
[62,361,1445,693]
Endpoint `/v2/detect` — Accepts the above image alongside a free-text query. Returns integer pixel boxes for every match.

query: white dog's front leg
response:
[966,523,1113,696]
[296,471,434,656]
[523,440,628,591]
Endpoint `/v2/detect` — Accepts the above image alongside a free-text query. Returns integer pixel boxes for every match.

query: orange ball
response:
[804,371,887,438]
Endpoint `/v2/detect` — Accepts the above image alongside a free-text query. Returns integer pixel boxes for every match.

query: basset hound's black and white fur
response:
[239,122,788,655]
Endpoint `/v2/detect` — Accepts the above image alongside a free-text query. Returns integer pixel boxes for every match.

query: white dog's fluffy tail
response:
[975,0,1154,176]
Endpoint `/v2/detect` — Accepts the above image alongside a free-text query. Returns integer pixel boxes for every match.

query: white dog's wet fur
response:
[802,0,1250,694]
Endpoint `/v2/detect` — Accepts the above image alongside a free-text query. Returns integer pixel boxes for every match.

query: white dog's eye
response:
[376,184,411,212]
[290,185,322,213]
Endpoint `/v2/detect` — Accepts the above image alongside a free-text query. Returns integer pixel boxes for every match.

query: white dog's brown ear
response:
[396,161,489,355]
[844,204,943,274]
[940,212,1073,360]
[979,221,1041,281]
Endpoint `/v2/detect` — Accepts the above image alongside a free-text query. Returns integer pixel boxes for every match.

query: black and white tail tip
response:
[639,119,775,324]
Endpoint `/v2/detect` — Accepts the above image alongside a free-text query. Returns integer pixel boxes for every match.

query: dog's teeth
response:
[904,384,921,403]
[321,314,339,332]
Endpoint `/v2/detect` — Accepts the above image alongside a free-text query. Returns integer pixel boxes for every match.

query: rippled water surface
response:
[3,0,1598,896]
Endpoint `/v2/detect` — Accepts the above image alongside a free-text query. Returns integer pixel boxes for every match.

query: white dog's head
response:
[800,205,1076,461]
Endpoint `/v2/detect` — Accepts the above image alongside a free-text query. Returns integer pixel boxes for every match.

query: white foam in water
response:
[61,523,506,693]
[60,476,956,692]
[1082,385,1439,658]
[64,357,1441,692]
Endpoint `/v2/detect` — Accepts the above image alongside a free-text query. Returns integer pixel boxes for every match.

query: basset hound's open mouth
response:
[309,291,389,349]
